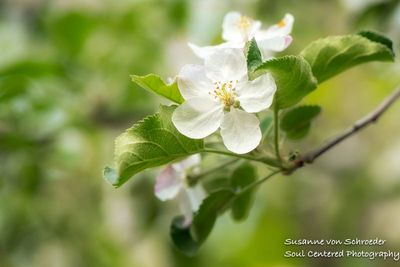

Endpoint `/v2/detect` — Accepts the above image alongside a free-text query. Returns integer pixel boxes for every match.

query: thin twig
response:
[238,170,281,195]
[203,148,281,167]
[289,86,400,172]
[273,107,282,162]
[188,158,239,183]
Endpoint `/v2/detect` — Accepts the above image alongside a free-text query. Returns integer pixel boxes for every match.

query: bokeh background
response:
[1,0,399,266]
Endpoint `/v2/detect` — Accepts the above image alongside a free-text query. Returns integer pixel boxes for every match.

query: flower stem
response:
[202,148,281,167]
[273,107,282,162]
[238,170,281,195]
[202,148,258,161]
[188,158,239,184]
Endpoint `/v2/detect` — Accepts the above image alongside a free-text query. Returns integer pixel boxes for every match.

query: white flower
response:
[155,154,206,226]
[189,12,294,59]
[172,48,276,154]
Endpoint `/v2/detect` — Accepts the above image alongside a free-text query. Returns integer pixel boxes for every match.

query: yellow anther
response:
[277,19,286,28]
[238,15,251,30]
[212,81,238,108]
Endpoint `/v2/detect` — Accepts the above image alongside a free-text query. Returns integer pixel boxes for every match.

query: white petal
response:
[254,13,294,53]
[222,11,244,42]
[186,184,206,212]
[176,184,206,227]
[248,20,262,40]
[236,73,276,113]
[172,96,224,139]
[264,13,294,37]
[178,64,213,100]
[173,154,201,172]
[154,166,183,201]
[220,108,262,154]
[188,42,243,59]
[257,35,293,52]
[177,191,193,227]
[188,43,215,59]
[205,48,247,82]
[222,12,261,42]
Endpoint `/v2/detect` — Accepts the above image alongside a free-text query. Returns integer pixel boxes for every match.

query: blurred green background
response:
[0,0,399,266]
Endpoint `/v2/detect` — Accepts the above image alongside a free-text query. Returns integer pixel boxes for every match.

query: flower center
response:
[211,80,238,108]
[277,19,286,28]
[237,15,251,31]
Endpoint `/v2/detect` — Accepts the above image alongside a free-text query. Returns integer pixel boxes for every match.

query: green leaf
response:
[0,76,29,103]
[254,56,318,109]
[190,189,235,244]
[0,60,63,78]
[353,1,398,29]
[230,163,257,221]
[203,176,231,193]
[280,105,321,140]
[48,11,97,56]
[105,105,203,187]
[300,32,395,83]
[170,189,235,255]
[171,168,261,254]
[131,74,184,104]
[246,38,263,73]
[357,31,394,52]
[170,216,199,257]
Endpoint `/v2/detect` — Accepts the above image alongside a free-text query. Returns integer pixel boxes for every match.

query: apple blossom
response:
[189,12,294,59]
[172,48,276,154]
[155,154,206,226]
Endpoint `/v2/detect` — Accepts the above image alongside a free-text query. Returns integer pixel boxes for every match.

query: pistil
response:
[211,80,238,108]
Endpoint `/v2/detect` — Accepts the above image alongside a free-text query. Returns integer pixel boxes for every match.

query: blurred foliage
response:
[351,0,399,32]
[0,0,399,267]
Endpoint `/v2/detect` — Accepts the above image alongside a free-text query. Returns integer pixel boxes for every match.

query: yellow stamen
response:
[277,19,286,28]
[212,81,237,107]
[238,16,251,30]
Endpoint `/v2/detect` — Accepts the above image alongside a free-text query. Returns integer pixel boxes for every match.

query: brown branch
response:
[288,86,400,173]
